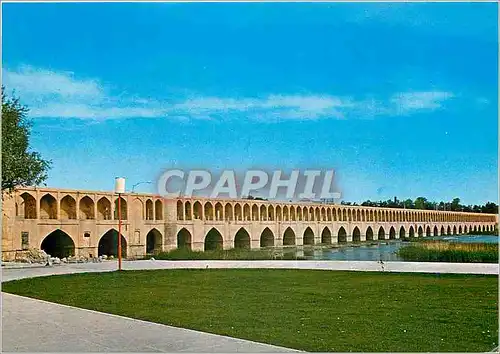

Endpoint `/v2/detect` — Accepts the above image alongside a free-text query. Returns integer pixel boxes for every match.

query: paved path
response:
[2,292,299,352]
[2,259,498,282]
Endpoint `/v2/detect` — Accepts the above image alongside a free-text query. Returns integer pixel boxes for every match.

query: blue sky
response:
[2,2,498,204]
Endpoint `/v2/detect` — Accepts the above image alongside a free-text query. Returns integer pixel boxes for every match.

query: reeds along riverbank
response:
[397,241,498,263]
[151,248,307,260]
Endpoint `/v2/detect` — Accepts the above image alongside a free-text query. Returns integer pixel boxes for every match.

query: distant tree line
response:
[341,197,498,214]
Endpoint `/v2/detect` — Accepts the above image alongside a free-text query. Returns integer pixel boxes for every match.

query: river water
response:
[287,235,498,261]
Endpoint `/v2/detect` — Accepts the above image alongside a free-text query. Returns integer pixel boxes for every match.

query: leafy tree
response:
[414,197,427,210]
[2,87,51,193]
[451,197,461,211]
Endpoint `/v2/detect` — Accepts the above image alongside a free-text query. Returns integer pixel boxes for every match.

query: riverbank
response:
[397,241,498,263]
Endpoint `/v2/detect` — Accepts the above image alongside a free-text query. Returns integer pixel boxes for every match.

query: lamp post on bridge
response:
[115,177,126,271]
[131,181,152,193]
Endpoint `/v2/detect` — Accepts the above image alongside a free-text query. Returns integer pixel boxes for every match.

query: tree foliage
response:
[359,196,497,214]
[2,87,51,192]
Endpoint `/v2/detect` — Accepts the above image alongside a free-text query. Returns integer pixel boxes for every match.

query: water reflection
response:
[280,235,498,261]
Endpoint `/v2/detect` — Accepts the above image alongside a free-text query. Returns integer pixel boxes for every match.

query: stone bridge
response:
[2,187,497,260]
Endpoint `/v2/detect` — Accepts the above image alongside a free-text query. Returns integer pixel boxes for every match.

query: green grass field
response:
[2,269,497,352]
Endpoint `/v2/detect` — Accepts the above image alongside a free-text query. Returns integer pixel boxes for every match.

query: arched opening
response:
[146,199,154,220]
[234,228,250,249]
[399,226,406,239]
[41,230,75,258]
[441,226,445,235]
[155,200,163,220]
[193,201,202,219]
[252,205,259,221]
[338,227,347,243]
[433,226,438,237]
[283,206,289,221]
[459,225,463,234]
[473,225,477,233]
[205,202,214,221]
[321,227,331,244]
[352,227,361,242]
[268,206,275,221]
[181,201,191,221]
[276,206,282,221]
[215,202,223,221]
[177,228,192,249]
[225,204,233,221]
[418,226,423,237]
[146,229,162,254]
[366,226,374,241]
[453,226,457,235]
[79,196,95,220]
[291,206,296,221]
[205,228,223,251]
[260,205,267,221]
[114,197,127,220]
[243,204,251,221]
[260,227,274,247]
[283,227,296,246]
[378,227,385,240]
[303,227,314,245]
[60,195,76,219]
[20,192,37,219]
[409,226,415,238]
[40,194,57,219]
[447,226,451,235]
[98,229,127,258]
[235,204,242,221]
[97,197,112,220]
[426,226,431,237]
[177,200,184,220]
[389,227,396,240]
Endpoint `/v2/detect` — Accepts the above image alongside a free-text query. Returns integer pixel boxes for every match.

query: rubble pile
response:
[15,248,50,264]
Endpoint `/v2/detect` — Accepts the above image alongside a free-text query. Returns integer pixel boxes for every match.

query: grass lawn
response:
[2,269,497,352]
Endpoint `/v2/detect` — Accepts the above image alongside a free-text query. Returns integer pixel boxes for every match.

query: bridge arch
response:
[60,195,77,219]
[378,226,385,240]
[459,225,463,234]
[433,226,438,237]
[146,228,162,254]
[234,228,250,249]
[338,227,347,243]
[20,192,37,219]
[352,226,361,242]
[177,228,192,249]
[365,226,374,241]
[260,227,274,247]
[99,229,127,257]
[79,196,95,220]
[205,228,223,251]
[303,227,314,245]
[97,197,111,220]
[41,229,75,258]
[321,227,331,244]
[399,226,406,239]
[409,226,415,238]
[453,225,457,235]
[283,227,296,246]
[389,227,396,240]
[447,226,451,235]
[193,201,202,219]
[40,193,57,219]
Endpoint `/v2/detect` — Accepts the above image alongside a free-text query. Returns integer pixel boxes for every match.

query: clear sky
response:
[2,2,498,205]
